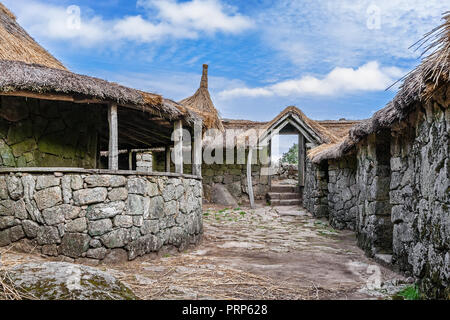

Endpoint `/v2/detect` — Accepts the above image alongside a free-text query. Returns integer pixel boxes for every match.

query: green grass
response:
[239,211,247,216]
[394,285,421,300]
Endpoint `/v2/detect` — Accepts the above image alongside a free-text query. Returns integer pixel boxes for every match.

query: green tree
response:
[280,143,298,164]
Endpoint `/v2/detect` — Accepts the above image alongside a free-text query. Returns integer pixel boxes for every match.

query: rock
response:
[113,215,133,228]
[1,262,137,300]
[86,201,125,220]
[14,199,28,220]
[0,216,16,230]
[127,234,161,260]
[0,229,11,246]
[102,248,128,264]
[127,194,149,216]
[127,178,147,195]
[0,176,9,199]
[146,196,164,219]
[73,188,108,206]
[9,225,25,242]
[108,188,128,201]
[60,233,91,258]
[22,220,39,238]
[36,226,60,245]
[61,175,72,204]
[89,239,102,248]
[110,176,127,188]
[70,175,83,190]
[42,244,58,256]
[147,183,159,197]
[34,186,62,210]
[86,247,108,260]
[140,220,159,235]
[85,175,113,187]
[36,176,60,190]
[88,219,113,236]
[6,176,23,200]
[66,218,87,233]
[211,184,238,207]
[100,229,129,249]
[42,206,66,226]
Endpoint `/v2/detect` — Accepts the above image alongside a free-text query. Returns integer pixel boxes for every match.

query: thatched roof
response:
[263,106,339,144]
[317,120,362,139]
[309,12,450,164]
[0,3,66,70]
[0,59,201,125]
[179,65,224,131]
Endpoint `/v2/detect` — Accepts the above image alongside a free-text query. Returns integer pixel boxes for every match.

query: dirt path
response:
[1,204,409,300]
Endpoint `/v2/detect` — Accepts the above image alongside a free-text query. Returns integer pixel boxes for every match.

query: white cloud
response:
[219,61,404,98]
[258,0,449,67]
[3,0,252,46]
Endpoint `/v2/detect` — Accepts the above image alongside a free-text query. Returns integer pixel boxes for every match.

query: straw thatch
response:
[179,65,224,131]
[317,120,362,139]
[0,3,66,70]
[309,12,450,164]
[263,106,340,144]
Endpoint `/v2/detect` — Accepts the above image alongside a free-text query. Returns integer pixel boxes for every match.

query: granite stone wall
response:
[303,158,328,218]
[355,132,393,256]
[327,156,358,230]
[0,96,101,168]
[0,171,203,264]
[136,152,153,173]
[389,97,449,298]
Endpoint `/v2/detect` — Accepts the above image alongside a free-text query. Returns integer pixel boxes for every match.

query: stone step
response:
[267,192,301,200]
[270,185,300,193]
[269,199,302,206]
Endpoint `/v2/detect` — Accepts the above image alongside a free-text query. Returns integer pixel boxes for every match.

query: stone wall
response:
[0,170,203,264]
[136,152,153,173]
[355,132,393,256]
[202,163,269,203]
[327,156,358,230]
[303,158,328,218]
[0,96,101,168]
[389,97,449,298]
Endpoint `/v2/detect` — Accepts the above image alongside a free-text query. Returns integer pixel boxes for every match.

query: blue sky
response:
[3,0,448,124]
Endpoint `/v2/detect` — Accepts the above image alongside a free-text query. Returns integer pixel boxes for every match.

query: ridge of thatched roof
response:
[263,106,340,144]
[0,2,66,70]
[309,12,450,164]
[0,60,200,125]
[179,64,224,131]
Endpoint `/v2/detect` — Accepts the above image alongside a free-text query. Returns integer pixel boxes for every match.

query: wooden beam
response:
[192,120,202,177]
[298,134,305,187]
[108,103,118,170]
[247,147,255,209]
[173,120,183,174]
[165,146,171,173]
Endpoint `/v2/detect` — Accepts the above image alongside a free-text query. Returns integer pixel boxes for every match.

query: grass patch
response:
[393,285,421,300]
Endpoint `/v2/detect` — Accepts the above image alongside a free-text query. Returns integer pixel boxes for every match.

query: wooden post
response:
[174,120,183,174]
[247,147,255,209]
[108,103,118,170]
[192,120,202,177]
[128,150,133,170]
[298,134,305,187]
[165,146,171,173]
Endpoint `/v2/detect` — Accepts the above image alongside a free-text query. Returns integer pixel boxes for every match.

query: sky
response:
[3,0,448,125]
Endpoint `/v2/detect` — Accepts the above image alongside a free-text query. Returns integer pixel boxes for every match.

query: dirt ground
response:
[0,203,410,300]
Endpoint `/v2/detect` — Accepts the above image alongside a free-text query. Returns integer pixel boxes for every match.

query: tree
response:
[280,143,298,164]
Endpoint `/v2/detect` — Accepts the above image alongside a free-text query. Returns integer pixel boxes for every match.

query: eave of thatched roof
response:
[179,64,224,131]
[0,60,200,126]
[309,12,450,164]
[0,3,66,70]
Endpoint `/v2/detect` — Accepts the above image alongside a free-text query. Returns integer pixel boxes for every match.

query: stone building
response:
[0,3,203,264]
[305,14,450,298]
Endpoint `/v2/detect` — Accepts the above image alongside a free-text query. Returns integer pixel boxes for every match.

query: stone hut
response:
[305,14,450,298]
[0,3,204,264]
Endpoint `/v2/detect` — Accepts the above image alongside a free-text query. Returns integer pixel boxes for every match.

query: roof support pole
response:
[108,103,118,170]
[165,146,171,173]
[192,120,202,177]
[174,120,183,174]
[247,147,255,209]
[298,134,305,187]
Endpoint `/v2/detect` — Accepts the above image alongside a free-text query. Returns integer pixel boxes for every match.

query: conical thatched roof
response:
[0,3,66,70]
[179,64,224,131]
[309,12,450,164]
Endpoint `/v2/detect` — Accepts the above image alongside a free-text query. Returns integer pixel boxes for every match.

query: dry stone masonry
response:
[0,171,203,263]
